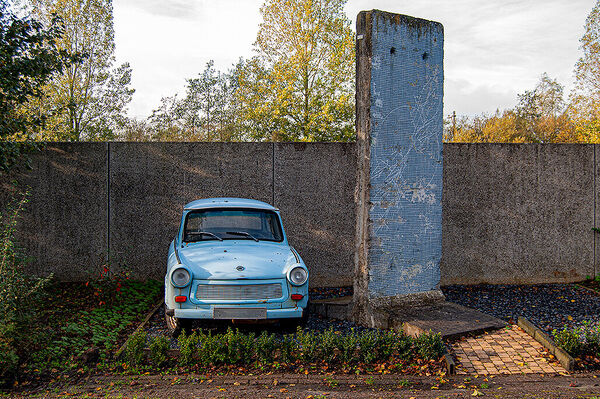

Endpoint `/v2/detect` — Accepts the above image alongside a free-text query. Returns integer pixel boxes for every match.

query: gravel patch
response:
[442,283,600,333]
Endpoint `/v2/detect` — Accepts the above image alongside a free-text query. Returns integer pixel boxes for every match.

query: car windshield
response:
[183,208,284,242]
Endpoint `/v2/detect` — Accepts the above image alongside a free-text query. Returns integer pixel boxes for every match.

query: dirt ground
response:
[6,372,600,399]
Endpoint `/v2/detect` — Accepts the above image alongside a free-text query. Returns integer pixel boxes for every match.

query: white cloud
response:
[114,0,595,118]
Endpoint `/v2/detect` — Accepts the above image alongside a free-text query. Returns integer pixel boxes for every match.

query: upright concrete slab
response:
[109,143,273,279]
[0,143,108,280]
[442,143,595,285]
[274,143,356,287]
[354,10,445,327]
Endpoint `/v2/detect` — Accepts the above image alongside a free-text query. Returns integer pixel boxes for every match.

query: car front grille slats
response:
[196,283,283,301]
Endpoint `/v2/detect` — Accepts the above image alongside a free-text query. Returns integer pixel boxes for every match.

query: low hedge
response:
[126,327,445,370]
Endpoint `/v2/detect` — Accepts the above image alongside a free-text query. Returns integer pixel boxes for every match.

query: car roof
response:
[183,197,278,211]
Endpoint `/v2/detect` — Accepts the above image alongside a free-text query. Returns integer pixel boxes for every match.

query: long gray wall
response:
[2,142,356,287]
[2,142,598,286]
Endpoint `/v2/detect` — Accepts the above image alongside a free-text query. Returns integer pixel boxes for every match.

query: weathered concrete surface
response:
[274,143,356,287]
[592,145,600,282]
[0,143,108,280]
[393,302,506,338]
[309,296,353,320]
[441,143,595,284]
[4,142,600,286]
[354,10,445,327]
[108,143,273,279]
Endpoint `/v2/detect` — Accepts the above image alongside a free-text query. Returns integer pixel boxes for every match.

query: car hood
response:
[178,240,297,280]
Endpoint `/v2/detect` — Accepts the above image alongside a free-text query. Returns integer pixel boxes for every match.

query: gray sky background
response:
[113,0,595,119]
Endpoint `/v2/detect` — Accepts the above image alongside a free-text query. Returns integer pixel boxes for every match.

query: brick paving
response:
[451,324,566,375]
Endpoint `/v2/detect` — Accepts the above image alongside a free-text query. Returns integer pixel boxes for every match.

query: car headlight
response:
[171,267,191,287]
[288,266,308,286]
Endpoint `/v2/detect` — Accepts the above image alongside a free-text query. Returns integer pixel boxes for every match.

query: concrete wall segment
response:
[0,143,108,280]
[441,143,595,284]
[108,142,273,280]
[366,10,444,297]
[274,143,356,287]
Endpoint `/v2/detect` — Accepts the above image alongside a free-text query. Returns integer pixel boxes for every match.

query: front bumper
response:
[171,306,304,319]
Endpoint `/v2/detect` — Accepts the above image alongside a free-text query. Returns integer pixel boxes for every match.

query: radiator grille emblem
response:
[236,265,245,271]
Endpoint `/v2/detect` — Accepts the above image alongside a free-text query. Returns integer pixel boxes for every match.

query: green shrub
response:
[296,327,320,362]
[149,336,170,368]
[256,330,278,363]
[178,330,199,366]
[414,331,445,360]
[279,333,297,363]
[0,191,49,386]
[172,325,448,369]
[0,335,18,387]
[223,328,255,365]
[553,327,583,357]
[200,330,228,365]
[319,328,340,363]
[357,330,379,363]
[125,329,147,367]
[337,329,359,363]
[582,322,600,357]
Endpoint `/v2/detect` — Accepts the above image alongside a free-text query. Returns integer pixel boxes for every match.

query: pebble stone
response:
[442,283,600,333]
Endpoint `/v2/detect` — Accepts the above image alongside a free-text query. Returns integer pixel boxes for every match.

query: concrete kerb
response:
[443,352,456,375]
[115,300,164,360]
[517,316,574,371]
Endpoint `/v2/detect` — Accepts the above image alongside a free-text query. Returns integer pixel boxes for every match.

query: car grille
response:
[196,283,283,301]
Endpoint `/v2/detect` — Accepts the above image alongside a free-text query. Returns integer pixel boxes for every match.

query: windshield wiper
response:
[226,231,259,242]
[186,231,223,241]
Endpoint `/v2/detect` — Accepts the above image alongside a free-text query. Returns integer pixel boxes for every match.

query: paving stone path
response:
[452,324,566,375]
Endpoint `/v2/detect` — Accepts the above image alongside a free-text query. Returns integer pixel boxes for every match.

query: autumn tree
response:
[238,0,355,141]
[21,0,134,141]
[447,74,575,143]
[145,61,244,142]
[570,0,600,142]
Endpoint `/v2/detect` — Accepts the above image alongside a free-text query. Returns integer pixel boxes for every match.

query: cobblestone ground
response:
[452,324,566,375]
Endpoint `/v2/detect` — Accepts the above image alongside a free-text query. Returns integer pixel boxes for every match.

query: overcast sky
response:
[113,0,595,119]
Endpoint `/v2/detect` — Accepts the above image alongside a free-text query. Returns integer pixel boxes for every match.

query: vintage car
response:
[164,197,309,334]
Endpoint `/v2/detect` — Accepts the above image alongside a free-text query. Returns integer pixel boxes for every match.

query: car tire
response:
[165,305,192,337]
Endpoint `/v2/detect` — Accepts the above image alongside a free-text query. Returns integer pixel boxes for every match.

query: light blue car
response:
[164,197,309,334]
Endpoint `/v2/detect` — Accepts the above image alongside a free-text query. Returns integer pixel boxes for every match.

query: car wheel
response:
[165,305,192,337]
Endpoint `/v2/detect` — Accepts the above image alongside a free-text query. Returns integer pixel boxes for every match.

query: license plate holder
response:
[213,307,267,319]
